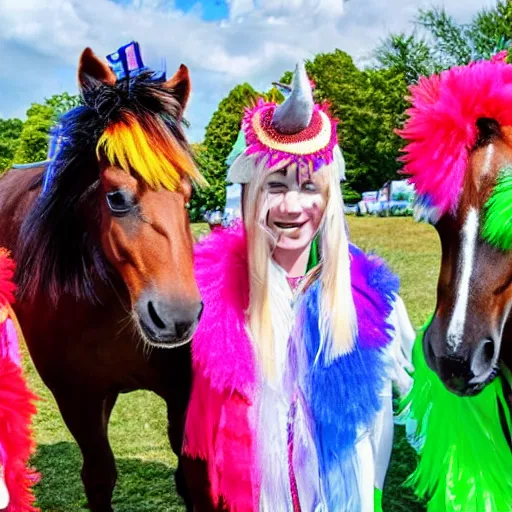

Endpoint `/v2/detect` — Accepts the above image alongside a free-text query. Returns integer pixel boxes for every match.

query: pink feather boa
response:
[0,357,39,512]
[184,225,257,511]
[0,250,39,512]
[183,224,396,510]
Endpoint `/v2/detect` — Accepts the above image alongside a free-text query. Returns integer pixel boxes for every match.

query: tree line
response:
[1,2,510,219]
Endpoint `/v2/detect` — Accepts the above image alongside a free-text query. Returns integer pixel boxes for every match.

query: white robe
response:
[258,264,416,511]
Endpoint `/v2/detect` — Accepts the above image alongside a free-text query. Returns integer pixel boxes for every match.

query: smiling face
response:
[264,165,328,253]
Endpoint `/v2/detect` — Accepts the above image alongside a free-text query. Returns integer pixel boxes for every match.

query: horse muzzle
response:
[134,294,203,348]
[425,329,499,396]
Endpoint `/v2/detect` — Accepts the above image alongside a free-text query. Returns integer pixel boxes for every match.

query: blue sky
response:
[0,0,496,142]
[110,0,230,20]
[175,0,229,20]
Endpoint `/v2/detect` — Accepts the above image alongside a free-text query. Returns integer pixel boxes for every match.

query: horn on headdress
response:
[271,61,313,135]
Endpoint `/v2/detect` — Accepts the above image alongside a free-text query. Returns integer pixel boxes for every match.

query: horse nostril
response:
[482,338,495,364]
[147,301,166,330]
[175,321,191,339]
[478,338,495,365]
[470,338,495,378]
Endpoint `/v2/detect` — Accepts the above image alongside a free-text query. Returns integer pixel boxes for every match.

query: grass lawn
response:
[22,217,440,511]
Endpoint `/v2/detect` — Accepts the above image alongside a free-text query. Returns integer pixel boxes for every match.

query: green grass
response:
[22,218,439,511]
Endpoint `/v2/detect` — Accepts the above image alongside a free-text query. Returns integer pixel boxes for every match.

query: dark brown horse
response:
[402,116,512,399]
[0,48,204,511]
[396,56,512,402]
[422,119,512,398]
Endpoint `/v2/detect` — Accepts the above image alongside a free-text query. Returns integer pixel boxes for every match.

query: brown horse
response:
[396,57,512,401]
[421,118,512,398]
[0,48,204,511]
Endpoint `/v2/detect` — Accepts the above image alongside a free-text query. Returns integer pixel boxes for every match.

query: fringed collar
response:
[192,223,399,398]
[188,223,400,511]
[192,224,255,399]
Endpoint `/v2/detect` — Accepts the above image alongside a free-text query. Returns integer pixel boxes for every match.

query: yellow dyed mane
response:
[97,113,206,190]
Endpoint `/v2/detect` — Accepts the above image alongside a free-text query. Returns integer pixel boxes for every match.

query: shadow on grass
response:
[32,429,425,512]
[31,442,186,512]
[383,425,426,512]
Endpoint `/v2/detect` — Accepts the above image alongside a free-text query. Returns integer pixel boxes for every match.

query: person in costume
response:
[0,249,38,511]
[183,62,414,512]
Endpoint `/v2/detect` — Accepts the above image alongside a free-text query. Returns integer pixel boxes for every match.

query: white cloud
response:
[0,0,496,142]
[227,0,254,19]
[255,0,344,18]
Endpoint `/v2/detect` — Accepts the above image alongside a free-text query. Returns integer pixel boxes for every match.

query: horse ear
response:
[163,64,191,111]
[78,48,116,89]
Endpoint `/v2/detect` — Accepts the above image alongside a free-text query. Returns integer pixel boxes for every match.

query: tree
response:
[13,93,80,165]
[0,118,23,173]
[13,103,54,164]
[343,67,407,193]
[280,50,408,195]
[188,83,284,219]
[416,7,473,68]
[376,2,512,78]
[45,92,81,117]
[373,33,438,84]
[469,1,512,59]
[188,83,259,220]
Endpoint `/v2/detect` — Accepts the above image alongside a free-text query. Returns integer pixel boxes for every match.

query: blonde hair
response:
[242,147,357,379]
[317,146,357,363]
[243,157,275,377]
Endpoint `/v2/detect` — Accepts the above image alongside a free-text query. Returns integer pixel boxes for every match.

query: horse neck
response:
[0,167,43,252]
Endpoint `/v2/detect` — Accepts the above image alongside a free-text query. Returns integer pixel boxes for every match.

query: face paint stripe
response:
[447,208,479,351]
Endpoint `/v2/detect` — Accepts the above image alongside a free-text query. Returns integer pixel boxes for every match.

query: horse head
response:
[17,47,207,348]
[399,58,512,395]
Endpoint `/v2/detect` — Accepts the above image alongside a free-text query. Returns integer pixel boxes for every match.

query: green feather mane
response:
[399,321,512,512]
[482,166,512,251]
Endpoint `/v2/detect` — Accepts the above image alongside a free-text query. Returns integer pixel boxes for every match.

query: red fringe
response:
[0,250,39,511]
[0,251,16,307]
[0,357,39,512]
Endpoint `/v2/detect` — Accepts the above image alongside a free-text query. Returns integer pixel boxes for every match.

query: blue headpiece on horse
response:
[106,41,166,82]
[42,41,167,195]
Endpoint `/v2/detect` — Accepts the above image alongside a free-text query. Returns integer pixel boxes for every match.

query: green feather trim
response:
[306,235,319,271]
[482,166,512,251]
[374,487,383,512]
[399,321,512,512]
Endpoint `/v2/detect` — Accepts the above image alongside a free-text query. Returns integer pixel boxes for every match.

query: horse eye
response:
[106,190,134,216]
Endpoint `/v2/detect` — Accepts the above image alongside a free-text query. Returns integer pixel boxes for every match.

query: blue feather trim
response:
[300,276,394,510]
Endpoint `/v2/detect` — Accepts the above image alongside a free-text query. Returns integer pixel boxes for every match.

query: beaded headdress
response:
[227,61,342,184]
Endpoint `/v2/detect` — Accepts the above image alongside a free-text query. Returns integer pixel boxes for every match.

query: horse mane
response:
[398,56,512,219]
[16,71,199,304]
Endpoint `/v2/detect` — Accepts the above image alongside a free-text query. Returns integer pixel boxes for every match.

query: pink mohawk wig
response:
[398,58,512,218]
